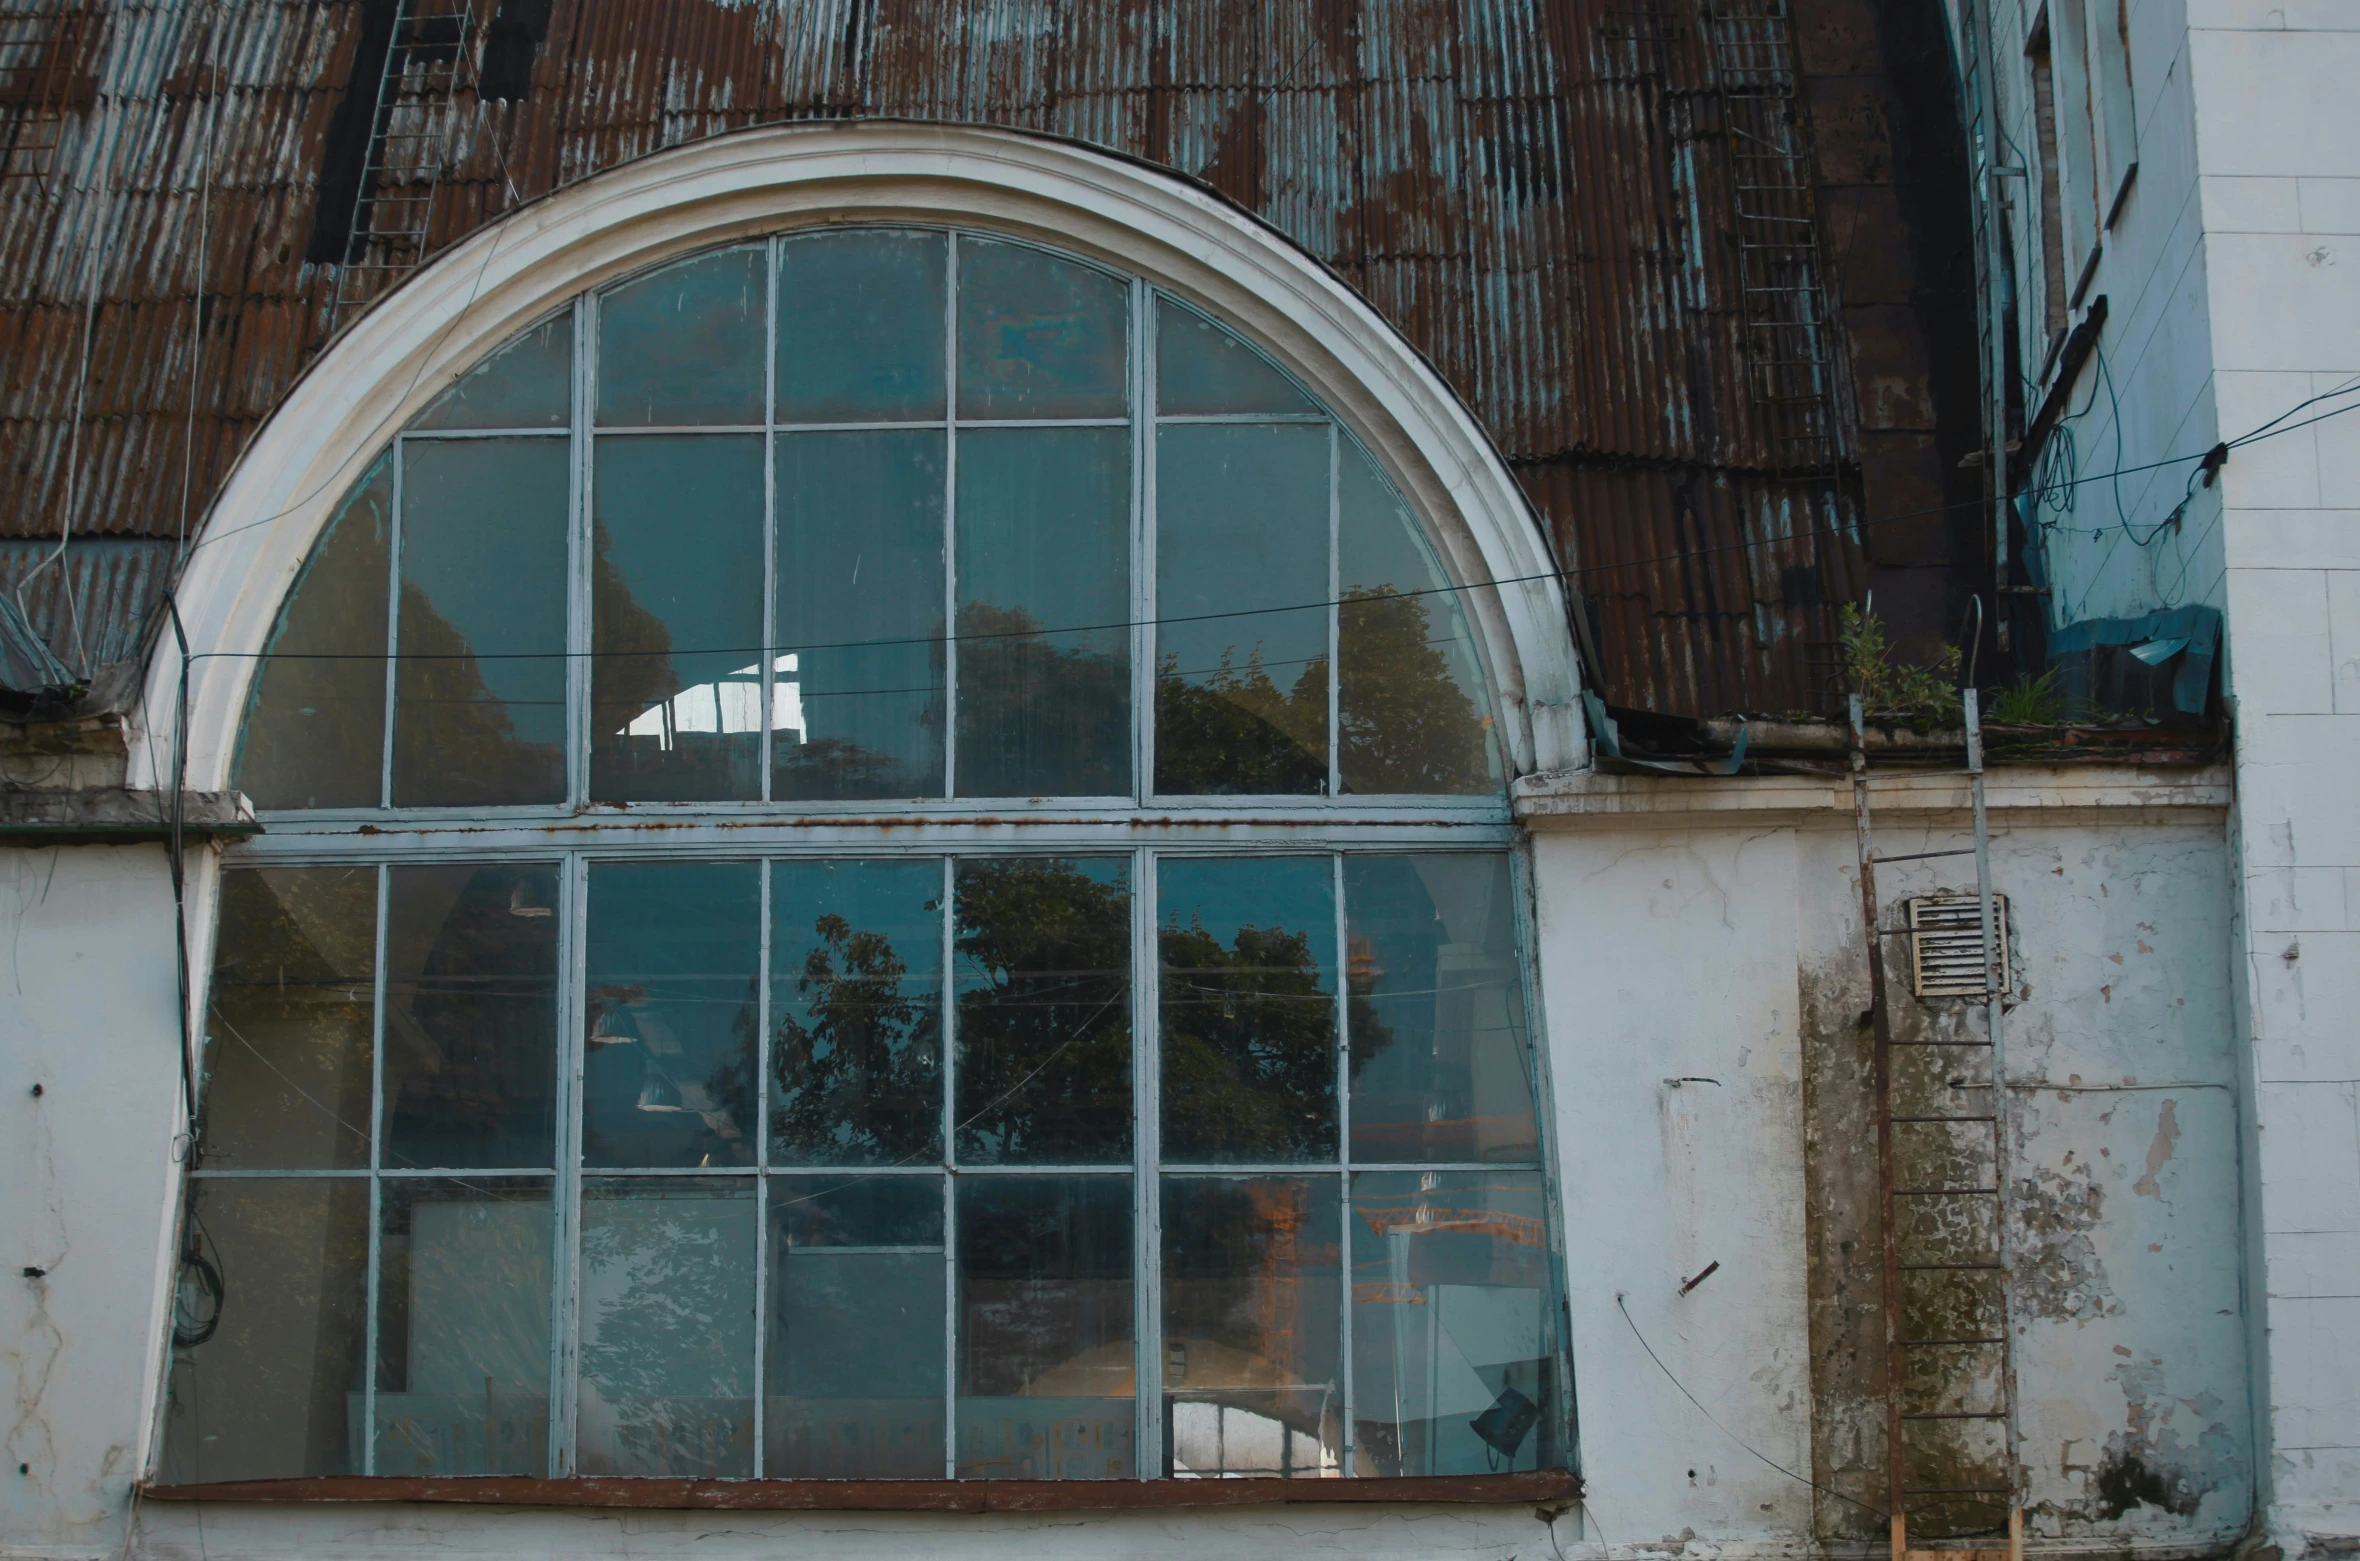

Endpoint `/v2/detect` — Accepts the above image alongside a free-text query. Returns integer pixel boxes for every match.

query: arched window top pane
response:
[240,226,1505,812]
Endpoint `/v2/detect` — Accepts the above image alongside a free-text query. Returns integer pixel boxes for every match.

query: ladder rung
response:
[1899,1261,2003,1271]
[1888,1040,1995,1048]
[1901,1411,2008,1420]
[1892,1115,1997,1123]
[1901,1338,2007,1347]
[1894,1186,1999,1195]
[1904,1486,2012,1495]
[1874,847,1978,863]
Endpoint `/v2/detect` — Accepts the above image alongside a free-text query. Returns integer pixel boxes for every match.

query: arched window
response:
[169,227,1566,1490]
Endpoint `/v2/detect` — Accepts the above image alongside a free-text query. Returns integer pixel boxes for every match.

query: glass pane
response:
[383,863,560,1170]
[1156,423,1329,795]
[238,457,389,810]
[766,1174,946,1477]
[597,246,764,426]
[160,1177,370,1482]
[1345,854,1538,1165]
[373,1178,552,1475]
[1162,1176,1342,1478]
[770,859,943,1166]
[955,428,1130,797]
[1349,1170,1562,1476]
[776,230,947,422]
[774,431,946,799]
[957,238,1127,420]
[1157,857,1337,1164]
[412,309,571,430]
[199,867,376,1170]
[577,1178,757,1477]
[1338,443,1499,795]
[584,863,760,1169]
[956,1175,1133,1478]
[591,435,765,801]
[1155,300,1314,417]
[391,437,568,807]
[953,857,1132,1165]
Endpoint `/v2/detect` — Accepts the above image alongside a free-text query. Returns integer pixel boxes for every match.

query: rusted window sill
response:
[142,1470,1579,1513]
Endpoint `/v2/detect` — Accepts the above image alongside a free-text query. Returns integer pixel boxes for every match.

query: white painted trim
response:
[135,122,1584,793]
[1513,763,2233,827]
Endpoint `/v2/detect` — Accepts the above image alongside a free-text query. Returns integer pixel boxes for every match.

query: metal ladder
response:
[0,4,92,190]
[327,0,476,330]
[1849,690,2024,1561]
[1701,0,1843,477]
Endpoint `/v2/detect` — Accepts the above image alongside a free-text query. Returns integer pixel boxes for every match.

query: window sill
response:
[142,1470,1579,1513]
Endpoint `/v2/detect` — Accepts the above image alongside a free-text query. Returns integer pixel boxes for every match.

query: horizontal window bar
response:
[398,427,569,440]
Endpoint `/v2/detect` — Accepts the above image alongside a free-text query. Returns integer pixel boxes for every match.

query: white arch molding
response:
[137,120,1586,791]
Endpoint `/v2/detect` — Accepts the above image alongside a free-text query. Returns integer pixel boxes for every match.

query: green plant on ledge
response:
[1837,604,1962,726]
[1985,668,2067,725]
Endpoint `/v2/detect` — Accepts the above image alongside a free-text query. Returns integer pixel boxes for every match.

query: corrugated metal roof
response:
[0,0,1980,716]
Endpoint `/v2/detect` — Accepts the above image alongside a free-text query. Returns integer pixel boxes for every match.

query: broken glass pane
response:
[776,230,947,422]
[597,246,764,426]
[199,867,377,1170]
[1162,1175,1342,1477]
[382,863,560,1170]
[576,1178,757,1477]
[591,435,765,801]
[412,308,572,430]
[957,238,1127,420]
[953,857,1132,1165]
[766,1173,946,1477]
[774,430,947,800]
[391,437,568,807]
[373,1178,552,1475]
[1345,854,1539,1165]
[956,1175,1134,1478]
[770,859,944,1166]
[955,427,1130,797]
[1156,423,1329,794]
[1157,856,1338,1163]
[160,1176,370,1482]
[1338,443,1498,794]
[238,456,389,811]
[1349,1170,1560,1476]
[1155,299,1314,416]
[583,863,759,1169]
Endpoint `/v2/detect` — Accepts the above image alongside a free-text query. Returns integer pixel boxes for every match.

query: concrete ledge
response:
[1513,764,2233,828]
[0,788,259,844]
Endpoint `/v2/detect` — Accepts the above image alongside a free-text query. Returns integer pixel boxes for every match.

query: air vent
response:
[1906,892,2010,998]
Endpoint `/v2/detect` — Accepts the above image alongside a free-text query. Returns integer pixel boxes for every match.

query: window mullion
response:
[942,233,960,801]
[1132,843,1162,1479]
[360,862,389,1475]
[551,851,589,1476]
[939,853,958,1479]
[380,448,403,809]
[1134,284,1156,804]
[1333,850,1354,1474]
[762,239,779,806]
[752,857,771,1473]
[567,299,596,810]
[1327,423,1342,799]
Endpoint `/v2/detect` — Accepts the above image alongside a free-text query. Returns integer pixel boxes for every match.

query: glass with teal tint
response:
[391,437,569,806]
[1338,442,1498,794]
[1349,1170,1559,1476]
[412,308,571,430]
[238,457,391,810]
[953,856,1132,1164]
[382,863,560,1170]
[769,858,944,1166]
[596,246,764,426]
[956,1175,1134,1478]
[1157,856,1337,1163]
[766,1174,946,1477]
[1162,1175,1342,1477]
[582,862,759,1168]
[775,230,947,422]
[774,430,947,799]
[1345,854,1538,1165]
[955,427,1130,796]
[373,1178,553,1475]
[957,238,1127,419]
[1156,423,1331,794]
[576,1178,757,1476]
[591,434,766,800]
[160,1177,371,1482]
[199,866,378,1170]
[1155,298,1314,416]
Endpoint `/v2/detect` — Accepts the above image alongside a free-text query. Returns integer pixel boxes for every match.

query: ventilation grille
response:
[1907,892,2010,998]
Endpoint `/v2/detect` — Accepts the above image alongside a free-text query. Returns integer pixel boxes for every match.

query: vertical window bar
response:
[360,861,390,1474]
[1132,844,1161,1478]
[942,234,961,799]
[1327,425,1341,799]
[551,850,589,1475]
[1134,288,1157,802]
[939,853,958,1478]
[1505,841,1571,1464]
[566,300,597,809]
[379,448,404,808]
[751,859,771,1472]
[761,240,779,806]
[1333,850,1354,1472]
